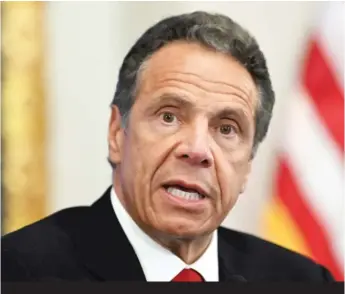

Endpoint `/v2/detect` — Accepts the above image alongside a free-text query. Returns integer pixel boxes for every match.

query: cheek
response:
[121,129,177,200]
[122,133,152,186]
[214,148,251,212]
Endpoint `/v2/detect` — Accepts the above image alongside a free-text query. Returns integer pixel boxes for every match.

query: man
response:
[2,11,334,282]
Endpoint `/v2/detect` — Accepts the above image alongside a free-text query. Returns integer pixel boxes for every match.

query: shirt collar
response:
[110,187,219,282]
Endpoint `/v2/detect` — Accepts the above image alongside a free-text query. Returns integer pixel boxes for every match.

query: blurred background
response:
[1,1,343,280]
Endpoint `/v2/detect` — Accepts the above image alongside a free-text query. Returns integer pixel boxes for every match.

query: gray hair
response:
[111,11,275,158]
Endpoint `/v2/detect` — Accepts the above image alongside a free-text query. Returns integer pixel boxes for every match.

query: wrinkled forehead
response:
[135,41,259,114]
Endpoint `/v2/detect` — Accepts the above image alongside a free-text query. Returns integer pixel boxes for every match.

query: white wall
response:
[45,1,325,237]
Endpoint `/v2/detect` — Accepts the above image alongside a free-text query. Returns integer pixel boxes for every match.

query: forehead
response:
[136,41,258,113]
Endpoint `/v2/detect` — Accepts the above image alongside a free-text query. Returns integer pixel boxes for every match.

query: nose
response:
[174,122,214,168]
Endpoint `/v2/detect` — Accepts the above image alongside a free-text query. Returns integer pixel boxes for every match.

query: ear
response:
[108,105,124,165]
[240,160,253,194]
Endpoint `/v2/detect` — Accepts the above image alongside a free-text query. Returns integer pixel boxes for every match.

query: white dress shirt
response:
[110,187,219,282]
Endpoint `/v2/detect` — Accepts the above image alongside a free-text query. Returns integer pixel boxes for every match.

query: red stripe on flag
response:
[277,156,343,280]
[302,39,344,151]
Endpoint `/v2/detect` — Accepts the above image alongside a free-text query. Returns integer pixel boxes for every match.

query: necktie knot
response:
[172,268,204,282]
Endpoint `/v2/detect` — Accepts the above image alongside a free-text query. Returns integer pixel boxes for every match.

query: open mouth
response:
[163,184,206,201]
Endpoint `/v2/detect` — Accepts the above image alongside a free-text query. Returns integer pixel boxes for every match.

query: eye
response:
[219,124,237,136]
[161,112,176,123]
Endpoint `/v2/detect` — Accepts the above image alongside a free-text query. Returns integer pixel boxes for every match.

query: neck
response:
[112,171,213,264]
[155,233,213,264]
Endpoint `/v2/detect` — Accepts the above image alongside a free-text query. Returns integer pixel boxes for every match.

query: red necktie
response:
[172,268,204,282]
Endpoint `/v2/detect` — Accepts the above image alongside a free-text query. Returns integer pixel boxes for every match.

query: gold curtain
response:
[2,2,47,234]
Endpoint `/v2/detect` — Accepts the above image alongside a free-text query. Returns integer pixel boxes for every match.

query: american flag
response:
[263,2,344,281]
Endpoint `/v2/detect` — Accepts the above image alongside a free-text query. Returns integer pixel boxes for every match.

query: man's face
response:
[109,41,257,239]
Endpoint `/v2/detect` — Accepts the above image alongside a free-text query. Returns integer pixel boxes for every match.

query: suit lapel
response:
[73,186,146,281]
[218,228,247,282]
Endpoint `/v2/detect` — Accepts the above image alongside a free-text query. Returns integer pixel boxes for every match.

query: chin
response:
[154,217,211,239]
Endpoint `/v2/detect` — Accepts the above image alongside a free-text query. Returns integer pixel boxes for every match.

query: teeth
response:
[166,187,203,201]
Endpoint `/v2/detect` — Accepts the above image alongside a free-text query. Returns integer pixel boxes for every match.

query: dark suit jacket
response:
[1,187,334,282]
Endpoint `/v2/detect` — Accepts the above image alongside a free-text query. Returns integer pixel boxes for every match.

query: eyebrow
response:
[211,107,251,121]
[152,93,194,108]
